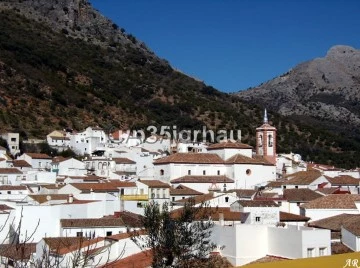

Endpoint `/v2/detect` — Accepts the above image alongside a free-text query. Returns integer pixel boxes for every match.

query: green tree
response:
[132,199,221,268]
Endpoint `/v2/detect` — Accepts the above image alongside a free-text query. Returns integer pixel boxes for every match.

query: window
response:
[295,185,298,189]
[258,134,263,146]
[160,169,164,176]
[246,169,251,175]
[278,201,282,206]
[225,197,229,203]
[106,231,112,236]
[39,162,42,168]
[172,197,175,202]
[203,170,206,175]
[76,232,83,237]
[182,197,185,199]
[268,134,273,147]
[217,170,220,175]
[297,202,301,206]
[255,217,261,222]
[12,146,15,149]
[7,191,11,194]
[11,138,16,142]
[319,247,326,256]
[188,170,191,175]
[283,185,286,189]
[307,248,314,258]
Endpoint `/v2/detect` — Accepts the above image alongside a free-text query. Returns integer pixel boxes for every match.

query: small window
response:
[277,201,282,205]
[182,197,185,199]
[188,170,191,175]
[225,197,229,203]
[255,216,261,222]
[106,231,112,236]
[76,232,83,237]
[283,185,286,189]
[7,191,11,194]
[307,248,314,258]
[246,169,251,175]
[295,185,298,189]
[217,170,220,175]
[160,169,164,176]
[319,247,326,256]
[172,197,175,201]
[203,170,206,175]
[297,202,301,206]
[11,138,16,142]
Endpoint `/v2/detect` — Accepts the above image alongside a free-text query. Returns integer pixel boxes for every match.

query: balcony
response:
[121,194,148,201]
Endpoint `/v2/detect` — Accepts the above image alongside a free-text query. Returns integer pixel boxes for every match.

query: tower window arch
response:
[258,134,263,147]
[268,134,273,147]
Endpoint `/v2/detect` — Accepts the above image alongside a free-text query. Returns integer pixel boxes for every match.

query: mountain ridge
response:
[0,1,360,168]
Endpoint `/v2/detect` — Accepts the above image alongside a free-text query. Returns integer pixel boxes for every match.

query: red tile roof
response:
[61,218,126,228]
[70,182,136,193]
[154,153,224,165]
[170,185,203,196]
[44,237,104,255]
[0,243,36,260]
[326,175,360,186]
[207,140,253,150]
[316,187,342,195]
[280,211,310,222]
[171,207,247,222]
[101,249,153,268]
[12,160,32,168]
[0,185,27,191]
[175,193,216,205]
[284,170,323,185]
[283,188,323,202]
[171,175,234,183]
[301,194,360,209]
[113,157,136,164]
[225,154,273,165]
[0,168,22,174]
[28,194,74,204]
[237,200,279,207]
[24,153,52,159]
[138,179,170,188]
[308,213,360,231]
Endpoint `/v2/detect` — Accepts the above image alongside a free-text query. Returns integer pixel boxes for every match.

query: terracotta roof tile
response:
[171,175,234,183]
[284,170,323,185]
[107,230,147,241]
[101,249,152,268]
[265,180,286,188]
[28,194,74,204]
[113,157,136,164]
[301,194,360,209]
[283,188,323,202]
[175,193,216,205]
[0,204,14,210]
[326,175,360,186]
[280,211,310,222]
[316,187,342,195]
[207,140,253,150]
[70,182,136,193]
[154,153,224,165]
[12,160,32,168]
[226,189,257,198]
[225,154,273,165]
[246,255,289,265]
[138,180,170,188]
[61,218,125,228]
[0,185,27,191]
[237,200,279,207]
[0,168,22,174]
[171,207,248,222]
[308,213,360,231]
[331,242,354,254]
[44,237,104,255]
[342,218,360,236]
[25,153,51,159]
[170,185,203,196]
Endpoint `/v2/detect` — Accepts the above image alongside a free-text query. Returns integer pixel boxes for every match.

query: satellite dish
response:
[46,195,51,201]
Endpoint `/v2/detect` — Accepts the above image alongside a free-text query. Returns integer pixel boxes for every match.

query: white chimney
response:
[219,213,224,226]
[68,194,74,203]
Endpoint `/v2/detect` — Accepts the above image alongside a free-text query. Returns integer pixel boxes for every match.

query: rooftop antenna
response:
[264,109,268,124]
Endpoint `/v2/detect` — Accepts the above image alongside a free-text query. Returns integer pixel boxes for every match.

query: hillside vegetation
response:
[0,4,359,168]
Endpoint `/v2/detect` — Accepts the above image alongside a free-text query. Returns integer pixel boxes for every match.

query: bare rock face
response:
[236,45,360,129]
[0,0,151,53]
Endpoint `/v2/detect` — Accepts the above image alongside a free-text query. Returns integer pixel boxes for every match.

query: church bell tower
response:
[256,109,277,164]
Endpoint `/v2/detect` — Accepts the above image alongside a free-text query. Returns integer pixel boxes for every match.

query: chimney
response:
[219,213,224,226]
[68,194,74,203]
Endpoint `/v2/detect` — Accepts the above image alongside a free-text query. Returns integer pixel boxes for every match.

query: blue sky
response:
[90,0,360,93]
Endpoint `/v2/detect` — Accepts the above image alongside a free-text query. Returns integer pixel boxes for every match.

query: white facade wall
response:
[341,227,359,251]
[284,176,330,190]
[231,164,276,189]
[278,201,302,215]
[14,201,105,242]
[52,158,86,176]
[170,182,234,194]
[268,225,330,258]
[0,173,22,185]
[2,133,20,155]
[25,171,56,184]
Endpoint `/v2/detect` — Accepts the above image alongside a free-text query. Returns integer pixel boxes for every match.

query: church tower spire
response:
[264,109,268,124]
